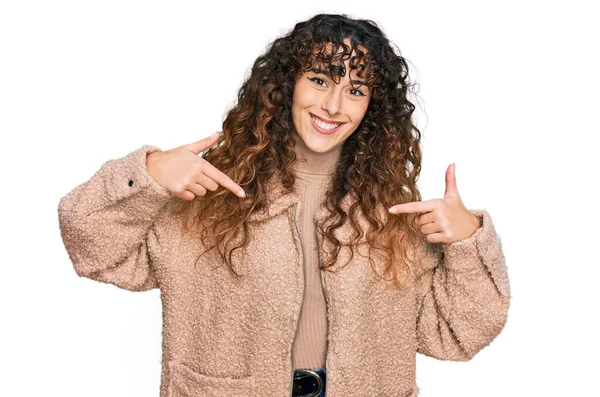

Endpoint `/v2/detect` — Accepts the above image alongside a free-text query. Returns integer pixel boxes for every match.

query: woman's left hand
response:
[387,163,481,244]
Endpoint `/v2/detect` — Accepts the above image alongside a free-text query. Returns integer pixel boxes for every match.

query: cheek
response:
[294,82,322,107]
[292,88,301,106]
[351,104,369,124]
[292,82,307,104]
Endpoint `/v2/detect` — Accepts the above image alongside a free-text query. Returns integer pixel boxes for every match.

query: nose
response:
[321,88,342,116]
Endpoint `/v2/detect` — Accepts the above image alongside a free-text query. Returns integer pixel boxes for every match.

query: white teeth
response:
[311,116,340,130]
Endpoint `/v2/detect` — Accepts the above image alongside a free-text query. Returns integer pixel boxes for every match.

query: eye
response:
[308,76,367,97]
[349,88,367,97]
[308,77,327,87]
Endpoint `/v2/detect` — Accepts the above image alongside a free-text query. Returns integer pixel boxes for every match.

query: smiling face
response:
[291,40,372,153]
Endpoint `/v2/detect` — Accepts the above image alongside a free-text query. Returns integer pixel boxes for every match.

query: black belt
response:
[292,367,326,397]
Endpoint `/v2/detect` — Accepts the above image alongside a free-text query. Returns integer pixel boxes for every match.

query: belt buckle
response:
[294,369,323,397]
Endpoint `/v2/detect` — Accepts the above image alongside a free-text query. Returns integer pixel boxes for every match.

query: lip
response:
[309,113,345,135]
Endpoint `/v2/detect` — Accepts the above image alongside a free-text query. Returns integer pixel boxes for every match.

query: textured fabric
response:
[290,134,341,371]
[57,144,511,397]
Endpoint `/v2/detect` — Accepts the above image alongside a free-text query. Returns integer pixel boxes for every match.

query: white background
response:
[2,0,598,396]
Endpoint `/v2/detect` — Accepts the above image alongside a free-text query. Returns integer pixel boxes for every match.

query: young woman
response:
[58,13,510,397]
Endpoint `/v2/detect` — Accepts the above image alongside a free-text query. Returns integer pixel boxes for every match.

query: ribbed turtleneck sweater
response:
[290,133,342,371]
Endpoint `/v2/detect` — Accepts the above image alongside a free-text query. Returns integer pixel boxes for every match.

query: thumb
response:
[444,162,459,198]
[187,131,221,155]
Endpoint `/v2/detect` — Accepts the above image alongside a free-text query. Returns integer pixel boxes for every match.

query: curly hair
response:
[172,13,430,290]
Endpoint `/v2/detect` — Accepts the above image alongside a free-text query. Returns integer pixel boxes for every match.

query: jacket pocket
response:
[166,360,256,397]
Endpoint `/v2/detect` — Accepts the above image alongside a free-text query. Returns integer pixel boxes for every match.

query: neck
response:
[291,133,342,179]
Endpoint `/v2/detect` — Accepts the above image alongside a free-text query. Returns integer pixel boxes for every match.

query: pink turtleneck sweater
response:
[290,133,342,371]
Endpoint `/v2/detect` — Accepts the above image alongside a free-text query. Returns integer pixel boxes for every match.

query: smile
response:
[310,114,345,135]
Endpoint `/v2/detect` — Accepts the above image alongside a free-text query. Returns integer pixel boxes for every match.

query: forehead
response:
[303,39,374,82]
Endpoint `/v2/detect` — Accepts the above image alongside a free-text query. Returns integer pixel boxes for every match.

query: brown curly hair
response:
[172,13,431,290]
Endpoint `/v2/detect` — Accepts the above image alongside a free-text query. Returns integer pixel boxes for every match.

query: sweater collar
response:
[246,134,343,223]
[291,132,342,180]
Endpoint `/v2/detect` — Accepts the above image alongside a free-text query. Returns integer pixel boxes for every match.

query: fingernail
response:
[237,189,246,198]
[211,132,219,138]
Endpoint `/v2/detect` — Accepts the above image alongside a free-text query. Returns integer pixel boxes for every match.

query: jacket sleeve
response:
[57,145,174,292]
[414,209,511,361]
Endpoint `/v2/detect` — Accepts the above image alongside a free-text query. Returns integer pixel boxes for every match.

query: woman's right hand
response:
[146,131,246,201]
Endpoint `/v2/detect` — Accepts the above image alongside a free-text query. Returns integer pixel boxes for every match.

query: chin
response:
[307,144,329,153]
[304,139,334,153]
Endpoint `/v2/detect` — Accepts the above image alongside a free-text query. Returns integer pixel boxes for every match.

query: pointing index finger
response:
[388,200,433,214]
[202,163,246,198]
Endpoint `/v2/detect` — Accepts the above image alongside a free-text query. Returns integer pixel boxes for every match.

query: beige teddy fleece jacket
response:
[57,144,510,397]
